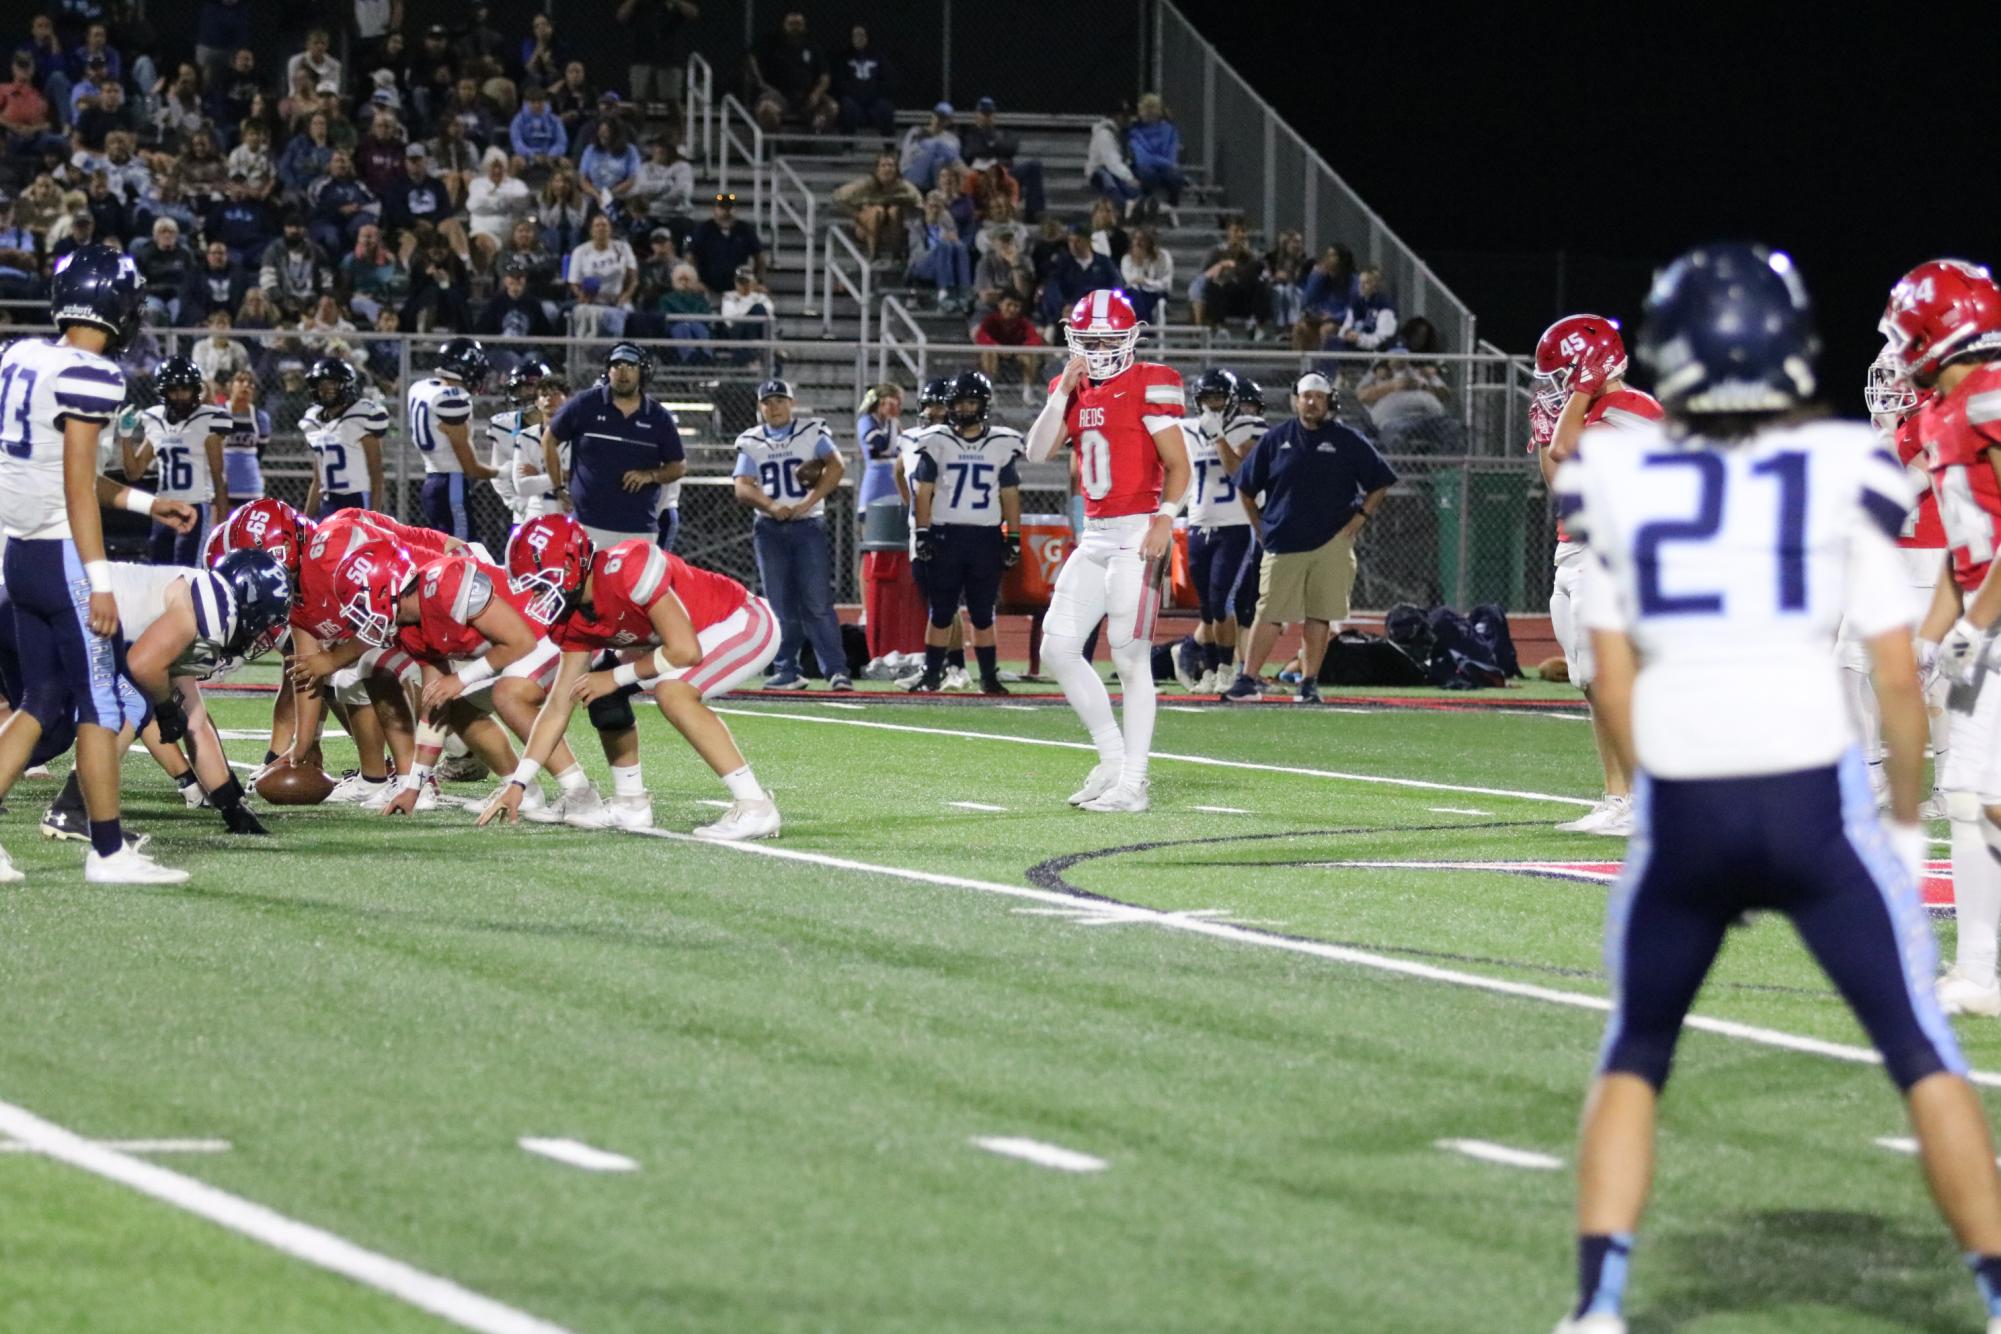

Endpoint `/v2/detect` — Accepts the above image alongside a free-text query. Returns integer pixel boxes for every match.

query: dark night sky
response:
[1175,3,1977,398]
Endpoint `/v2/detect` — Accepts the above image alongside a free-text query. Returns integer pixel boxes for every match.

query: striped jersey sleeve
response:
[189,571,234,644]
[1856,446,1916,541]
[1141,364,1185,413]
[194,403,232,439]
[352,399,391,436]
[628,544,670,604]
[431,385,472,424]
[53,360,125,423]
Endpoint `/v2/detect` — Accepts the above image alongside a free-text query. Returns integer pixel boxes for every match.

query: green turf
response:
[0,684,1983,1333]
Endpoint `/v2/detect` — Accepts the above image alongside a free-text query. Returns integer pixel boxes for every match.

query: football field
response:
[0,681,1988,1333]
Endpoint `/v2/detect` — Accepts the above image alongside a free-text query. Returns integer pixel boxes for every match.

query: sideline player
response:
[1550,243,2001,1334]
[407,336,497,539]
[124,355,228,564]
[487,357,556,532]
[1180,368,1264,693]
[481,514,782,839]
[1530,314,1663,838]
[908,370,1022,694]
[300,357,388,518]
[0,246,198,882]
[893,377,970,688]
[1889,260,2001,1017]
[219,369,269,503]
[1024,288,1191,813]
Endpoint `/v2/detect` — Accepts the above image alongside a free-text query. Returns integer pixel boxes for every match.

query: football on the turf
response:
[1537,656,1571,684]
[255,765,337,805]
[796,458,826,488]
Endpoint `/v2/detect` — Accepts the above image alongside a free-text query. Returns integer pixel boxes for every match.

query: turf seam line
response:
[517,1138,639,1173]
[970,1137,1107,1173]
[1434,1139,1563,1170]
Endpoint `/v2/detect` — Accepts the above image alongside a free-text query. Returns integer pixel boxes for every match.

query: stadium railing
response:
[821,224,872,342]
[769,157,818,316]
[684,53,716,178]
[876,296,926,387]
[717,94,768,240]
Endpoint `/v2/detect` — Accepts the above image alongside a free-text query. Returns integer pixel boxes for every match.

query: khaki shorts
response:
[1256,530,1358,625]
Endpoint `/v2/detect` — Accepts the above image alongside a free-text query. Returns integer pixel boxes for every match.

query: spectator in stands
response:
[15,173,65,240]
[935,162,976,237]
[1121,227,1172,325]
[279,112,335,196]
[299,293,357,353]
[2,51,59,155]
[1263,228,1309,330]
[1128,92,1184,222]
[630,136,695,234]
[0,193,37,266]
[569,212,639,336]
[719,264,775,357]
[74,75,135,147]
[535,165,589,255]
[974,290,1044,399]
[154,63,206,151]
[20,16,67,106]
[131,215,193,325]
[899,103,961,193]
[1028,214,1068,286]
[657,261,713,358]
[546,59,591,139]
[1334,267,1396,352]
[353,111,407,193]
[402,241,471,331]
[352,0,401,68]
[578,117,641,208]
[907,190,973,313]
[337,221,409,321]
[194,1,249,84]
[466,149,533,262]
[182,237,248,320]
[687,190,765,295]
[962,97,1044,221]
[408,24,457,126]
[1189,217,1262,330]
[475,255,554,339]
[259,211,331,318]
[209,47,260,137]
[509,82,566,179]
[177,128,229,208]
[833,151,920,262]
[1293,243,1357,350]
[454,3,510,77]
[226,120,275,196]
[1039,223,1120,328]
[1356,341,1454,453]
[441,75,497,150]
[308,150,379,256]
[746,10,836,135]
[427,115,480,196]
[1088,196,1129,268]
[973,229,1031,319]
[68,23,120,89]
[617,0,699,110]
[47,210,94,265]
[83,171,128,243]
[287,29,342,97]
[205,172,274,262]
[501,215,560,295]
[635,227,678,306]
[135,177,200,243]
[973,193,1027,259]
[191,307,249,387]
[518,12,569,92]
[833,25,895,139]
[380,141,451,260]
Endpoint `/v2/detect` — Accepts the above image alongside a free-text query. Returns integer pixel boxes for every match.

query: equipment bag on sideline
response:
[1318,629,1429,687]
[1466,603,1524,678]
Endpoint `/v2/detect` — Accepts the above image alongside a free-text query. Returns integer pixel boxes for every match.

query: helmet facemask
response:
[1064,324,1140,381]
[1531,366,1572,419]
[1864,347,1919,425]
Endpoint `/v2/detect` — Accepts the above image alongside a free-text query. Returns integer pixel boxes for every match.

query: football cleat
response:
[1296,681,1323,705]
[40,805,87,842]
[221,804,269,835]
[1938,973,2001,1017]
[0,844,19,883]
[979,675,1009,696]
[1556,798,1618,834]
[692,797,781,841]
[1593,796,1636,838]
[326,770,388,804]
[903,671,943,693]
[943,666,973,692]
[765,671,805,690]
[1553,1316,1625,1334]
[1221,673,1264,702]
[413,777,439,812]
[21,765,51,780]
[606,794,654,830]
[85,845,189,885]
[828,673,855,692]
[1081,780,1151,813]
[1173,640,1201,689]
[436,751,489,783]
[1192,669,1217,695]
[1068,759,1123,806]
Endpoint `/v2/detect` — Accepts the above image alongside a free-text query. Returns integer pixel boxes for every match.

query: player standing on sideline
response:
[1024,288,1191,813]
[300,357,388,518]
[908,371,1022,694]
[1889,260,2001,1018]
[893,378,971,688]
[1551,244,2001,1334]
[1179,368,1264,694]
[1530,315,1664,838]
[407,336,497,540]
[124,356,228,565]
[219,370,269,503]
[487,356,555,534]
[0,246,198,882]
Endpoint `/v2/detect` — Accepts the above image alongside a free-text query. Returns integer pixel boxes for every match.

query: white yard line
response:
[948,802,1007,813]
[970,1137,1107,1173]
[1162,706,1209,714]
[1494,710,1589,723]
[995,704,1040,712]
[517,1138,638,1173]
[1435,1139,1563,1170]
[0,1097,570,1334]
[1875,1136,1919,1155]
[0,1137,230,1154]
[1192,805,1251,815]
[816,702,867,711]
[1428,807,1493,817]
[216,728,348,741]
[711,708,1599,808]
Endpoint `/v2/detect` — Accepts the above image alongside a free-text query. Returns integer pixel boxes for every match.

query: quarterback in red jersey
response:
[1023,289,1191,813]
[478,515,782,840]
[1888,258,2001,1017]
[1529,314,1664,838]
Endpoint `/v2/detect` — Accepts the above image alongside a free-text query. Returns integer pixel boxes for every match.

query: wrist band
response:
[401,763,433,793]
[611,661,640,688]
[456,657,495,686]
[510,758,541,788]
[121,488,156,516]
[84,559,112,593]
[1155,501,1178,518]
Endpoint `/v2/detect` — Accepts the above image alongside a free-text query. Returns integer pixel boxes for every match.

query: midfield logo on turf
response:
[1314,860,1958,917]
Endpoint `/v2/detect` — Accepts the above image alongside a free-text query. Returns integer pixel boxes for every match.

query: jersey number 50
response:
[1633,451,1808,616]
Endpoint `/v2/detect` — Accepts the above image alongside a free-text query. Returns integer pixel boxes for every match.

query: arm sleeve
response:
[656,412,684,466]
[812,427,838,460]
[998,458,1021,488]
[1237,436,1268,496]
[547,395,582,444]
[912,451,938,484]
[1357,441,1398,491]
[731,449,758,479]
[357,401,390,437]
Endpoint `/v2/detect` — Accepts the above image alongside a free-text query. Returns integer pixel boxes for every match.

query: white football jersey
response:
[1184,415,1263,528]
[486,407,562,521]
[896,424,935,557]
[0,336,126,540]
[136,401,229,502]
[406,376,474,474]
[303,398,389,499]
[108,562,237,679]
[732,417,837,520]
[914,423,1024,526]
[1560,418,1916,778]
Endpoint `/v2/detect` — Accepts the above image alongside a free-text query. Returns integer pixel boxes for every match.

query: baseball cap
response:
[734,264,757,282]
[607,342,648,367]
[757,377,794,401]
[1294,372,1334,396]
[317,78,340,94]
[932,101,953,117]
[599,90,621,104]
[649,226,673,243]
[405,142,428,158]
[85,53,107,68]
[502,254,531,275]
[976,96,996,113]
[370,88,395,105]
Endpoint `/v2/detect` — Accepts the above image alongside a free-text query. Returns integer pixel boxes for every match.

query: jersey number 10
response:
[1634,451,1807,616]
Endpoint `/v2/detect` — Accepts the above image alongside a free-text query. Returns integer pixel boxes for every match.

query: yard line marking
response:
[713,709,1598,808]
[696,799,734,809]
[949,801,1007,812]
[996,704,1040,712]
[971,1137,1107,1173]
[0,1097,571,1334]
[817,702,867,711]
[217,728,348,740]
[1874,1136,2001,1166]
[1495,709,1589,722]
[1192,805,1250,815]
[0,1137,231,1154]
[617,825,2001,1089]
[1435,1139,1562,1170]
[1163,706,1208,714]
[1428,807,1493,817]
[518,1138,639,1173]
[1326,707,1376,715]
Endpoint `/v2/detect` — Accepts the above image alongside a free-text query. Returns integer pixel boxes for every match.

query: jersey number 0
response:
[1078,428,1112,500]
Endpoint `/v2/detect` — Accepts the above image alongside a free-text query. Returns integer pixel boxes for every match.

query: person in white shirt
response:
[464,148,534,263]
[407,336,497,539]
[125,356,229,565]
[285,30,342,98]
[567,213,638,337]
[486,358,564,530]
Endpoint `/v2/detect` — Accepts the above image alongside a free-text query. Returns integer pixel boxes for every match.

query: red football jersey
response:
[1552,389,1665,544]
[395,554,545,666]
[1051,361,1182,519]
[1920,365,2001,593]
[325,507,453,557]
[551,541,748,653]
[1894,408,1946,550]
[295,512,386,639]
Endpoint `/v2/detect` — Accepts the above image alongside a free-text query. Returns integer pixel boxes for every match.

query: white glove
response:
[1917,637,1940,691]
[1886,820,1927,889]
[1939,617,1984,684]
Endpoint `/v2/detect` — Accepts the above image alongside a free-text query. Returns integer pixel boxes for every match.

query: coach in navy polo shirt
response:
[543,341,686,548]
[1224,371,1396,703]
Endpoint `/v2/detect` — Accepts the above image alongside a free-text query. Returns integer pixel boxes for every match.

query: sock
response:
[925,643,947,679]
[211,776,245,811]
[1573,1233,1634,1319]
[1953,810,2001,984]
[88,818,122,858]
[54,769,82,813]
[1205,641,1226,672]
[555,764,590,795]
[611,763,645,798]
[1967,1253,2001,1317]
[174,771,198,794]
[975,644,998,680]
[1111,636,1155,787]
[947,647,966,671]
[263,749,278,765]
[722,764,764,801]
[1044,632,1123,765]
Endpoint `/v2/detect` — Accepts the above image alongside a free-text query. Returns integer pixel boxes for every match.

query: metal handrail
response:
[684,53,715,174]
[717,94,766,240]
[876,296,926,385]
[770,157,818,317]
[822,222,871,342]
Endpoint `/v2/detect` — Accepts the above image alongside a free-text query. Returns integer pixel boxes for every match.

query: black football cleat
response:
[40,804,86,841]
[221,804,269,835]
[980,676,1009,695]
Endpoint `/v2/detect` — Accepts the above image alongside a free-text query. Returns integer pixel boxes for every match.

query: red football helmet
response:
[200,521,228,569]
[506,513,595,623]
[217,498,312,575]
[332,538,415,648]
[1880,259,2001,382]
[1065,288,1143,380]
[1533,314,1628,417]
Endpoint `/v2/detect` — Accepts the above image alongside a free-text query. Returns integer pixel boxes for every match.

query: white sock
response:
[611,763,645,798]
[723,764,764,802]
[1953,810,2001,984]
[1044,633,1123,765]
[1111,636,1155,787]
[555,764,590,795]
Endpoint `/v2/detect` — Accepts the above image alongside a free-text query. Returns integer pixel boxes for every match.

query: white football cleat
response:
[1920,789,1946,821]
[1592,796,1635,837]
[21,765,51,780]
[606,794,655,830]
[1554,1315,1625,1334]
[85,845,189,885]
[326,770,388,804]
[693,797,781,841]
[1556,798,1616,834]
[943,665,973,691]
[523,785,589,824]
[410,778,439,813]
[0,844,22,884]
[1192,669,1217,694]
[1081,780,1150,813]
[1938,973,2001,1017]
[1067,759,1123,807]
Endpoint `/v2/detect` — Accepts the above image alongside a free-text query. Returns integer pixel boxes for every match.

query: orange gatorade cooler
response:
[1167,522,1199,609]
[1000,514,1073,612]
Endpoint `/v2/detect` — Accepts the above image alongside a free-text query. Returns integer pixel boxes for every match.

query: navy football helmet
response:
[50,244,144,354]
[305,356,361,412]
[1234,377,1265,416]
[1638,243,1819,414]
[435,336,491,388]
[920,377,952,409]
[507,356,554,402]
[946,369,992,429]
[1193,367,1241,419]
[154,357,204,422]
[214,548,294,661]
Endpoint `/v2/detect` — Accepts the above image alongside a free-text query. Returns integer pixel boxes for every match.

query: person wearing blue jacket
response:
[305,151,378,256]
[1127,92,1185,215]
[509,84,568,176]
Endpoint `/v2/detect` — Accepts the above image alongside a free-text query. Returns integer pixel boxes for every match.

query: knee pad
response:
[1110,636,1152,679]
[21,682,69,731]
[588,690,637,733]
[966,604,995,631]
[1948,790,1984,823]
[1042,632,1084,664]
